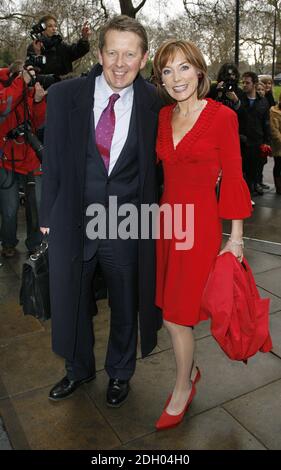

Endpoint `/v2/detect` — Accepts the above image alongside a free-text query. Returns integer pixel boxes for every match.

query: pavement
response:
[0,159,280,450]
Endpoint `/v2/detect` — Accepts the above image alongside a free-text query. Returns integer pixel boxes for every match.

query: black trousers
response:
[66,239,138,381]
[241,143,260,191]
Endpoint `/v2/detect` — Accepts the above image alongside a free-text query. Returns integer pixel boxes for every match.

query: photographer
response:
[0,62,46,257]
[208,63,243,112]
[26,14,91,77]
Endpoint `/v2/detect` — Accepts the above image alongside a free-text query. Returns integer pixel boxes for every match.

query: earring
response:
[162,83,165,87]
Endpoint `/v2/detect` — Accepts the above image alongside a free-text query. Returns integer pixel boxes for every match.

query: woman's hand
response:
[219,238,244,262]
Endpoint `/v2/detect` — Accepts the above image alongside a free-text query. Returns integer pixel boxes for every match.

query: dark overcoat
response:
[40,65,162,361]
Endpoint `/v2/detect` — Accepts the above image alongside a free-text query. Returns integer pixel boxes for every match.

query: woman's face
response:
[256,84,265,97]
[161,50,199,102]
[265,80,273,92]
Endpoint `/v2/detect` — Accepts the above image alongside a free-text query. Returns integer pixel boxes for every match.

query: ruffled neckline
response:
[160,98,222,164]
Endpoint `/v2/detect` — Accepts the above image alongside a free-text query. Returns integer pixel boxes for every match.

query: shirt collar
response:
[95,72,134,106]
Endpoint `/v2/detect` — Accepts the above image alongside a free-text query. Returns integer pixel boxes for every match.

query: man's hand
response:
[32,40,43,56]
[34,82,47,102]
[81,21,91,40]
[40,227,50,235]
[225,91,239,103]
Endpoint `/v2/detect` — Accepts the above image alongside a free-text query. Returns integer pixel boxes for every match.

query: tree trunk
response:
[275,44,281,74]
[119,0,147,18]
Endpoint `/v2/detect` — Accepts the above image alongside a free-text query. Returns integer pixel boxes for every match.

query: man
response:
[239,71,270,196]
[40,15,162,407]
[0,62,46,257]
[26,14,91,76]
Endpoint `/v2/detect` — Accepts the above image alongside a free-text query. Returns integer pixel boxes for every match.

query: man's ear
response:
[98,49,103,66]
[140,51,149,70]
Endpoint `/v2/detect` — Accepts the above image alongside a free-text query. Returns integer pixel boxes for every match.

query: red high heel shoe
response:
[192,366,201,385]
[162,367,201,409]
[155,382,196,431]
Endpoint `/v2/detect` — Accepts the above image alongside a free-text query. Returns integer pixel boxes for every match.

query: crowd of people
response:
[209,65,279,200]
[0,14,90,258]
[0,13,276,431]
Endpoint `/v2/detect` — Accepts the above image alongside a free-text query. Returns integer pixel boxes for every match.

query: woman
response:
[260,76,276,107]
[153,40,252,430]
[256,81,266,97]
[270,92,281,194]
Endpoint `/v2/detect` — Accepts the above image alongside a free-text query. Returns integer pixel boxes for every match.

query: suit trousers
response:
[66,238,138,381]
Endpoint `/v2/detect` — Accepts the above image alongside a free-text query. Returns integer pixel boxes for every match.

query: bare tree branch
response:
[119,0,147,18]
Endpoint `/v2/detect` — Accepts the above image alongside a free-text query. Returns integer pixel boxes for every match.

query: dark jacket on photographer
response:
[239,92,270,146]
[26,35,90,76]
[208,82,244,113]
[0,68,46,175]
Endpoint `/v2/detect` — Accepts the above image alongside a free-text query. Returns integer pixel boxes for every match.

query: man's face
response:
[43,19,57,38]
[242,77,255,94]
[98,30,148,92]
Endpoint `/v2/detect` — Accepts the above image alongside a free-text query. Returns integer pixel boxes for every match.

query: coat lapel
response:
[133,76,159,196]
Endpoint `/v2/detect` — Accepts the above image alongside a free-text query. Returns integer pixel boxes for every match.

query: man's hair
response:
[98,15,148,55]
[153,39,210,103]
[217,63,239,82]
[242,71,258,84]
[39,14,57,25]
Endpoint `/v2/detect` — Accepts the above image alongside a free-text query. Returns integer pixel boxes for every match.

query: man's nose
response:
[115,54,125,67]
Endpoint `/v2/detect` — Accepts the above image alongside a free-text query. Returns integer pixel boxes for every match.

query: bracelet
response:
[229,237,244,247]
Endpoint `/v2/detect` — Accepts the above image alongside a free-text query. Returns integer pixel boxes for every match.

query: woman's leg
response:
[164,319,194,415]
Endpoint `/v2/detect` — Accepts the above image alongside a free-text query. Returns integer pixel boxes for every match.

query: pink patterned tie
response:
[95,93,120,172]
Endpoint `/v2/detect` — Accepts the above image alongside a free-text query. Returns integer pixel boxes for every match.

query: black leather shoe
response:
[254,183,264,195]
[49,374,96,401]
[260,183,270,190]
[106,378,130,408]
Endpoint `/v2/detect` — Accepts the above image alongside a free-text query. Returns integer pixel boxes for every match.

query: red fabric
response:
[0,70,46,175]
[155,99,252,325]
[200,252,272,361]
[259,144,272,158]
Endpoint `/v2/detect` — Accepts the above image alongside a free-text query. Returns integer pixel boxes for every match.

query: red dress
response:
[155,98,252,326]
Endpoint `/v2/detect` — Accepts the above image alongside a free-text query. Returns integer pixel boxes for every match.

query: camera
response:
[24,59,60,90]
[219,68,238,95]
[220,79,236,94]
[30,22,46,41]
[25,54,46,69]
[5,122,44,163]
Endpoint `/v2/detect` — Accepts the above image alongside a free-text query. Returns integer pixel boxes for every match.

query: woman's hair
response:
[217,63,240,82]
[39,14,57,25]
[256,81,265,89]
[153,39,210,104]
[98,15,148,55]
[260,75,272,85]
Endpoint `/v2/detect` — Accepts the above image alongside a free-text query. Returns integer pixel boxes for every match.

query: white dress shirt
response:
[94,73,134,175]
